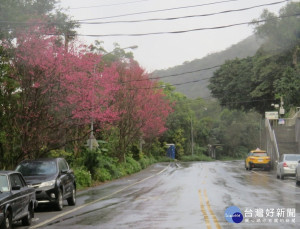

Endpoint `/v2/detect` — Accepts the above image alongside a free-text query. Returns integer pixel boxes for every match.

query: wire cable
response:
[0,1,288,29]
[77,0,240,21]
[79,0,287,25]
[127,65,221,82]
[72,13,299,37]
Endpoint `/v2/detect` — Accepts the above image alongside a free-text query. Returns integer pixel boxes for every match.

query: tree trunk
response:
[292,46,299,68]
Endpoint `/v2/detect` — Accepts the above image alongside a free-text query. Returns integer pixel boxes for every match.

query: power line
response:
[126,76,212,90]
[77,0,240,21]
[72,13,300,37]
[122,65,220,83]
[174,97,276,105]
[79,0,287,25]
[0,0,287,27]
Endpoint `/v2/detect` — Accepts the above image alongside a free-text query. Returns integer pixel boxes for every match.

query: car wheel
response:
[22,205,33,226]
[280,170,284,180]
[55,189,63,211]
[67,185,76,206]
[296,172,300,186]
[1,210,12,229]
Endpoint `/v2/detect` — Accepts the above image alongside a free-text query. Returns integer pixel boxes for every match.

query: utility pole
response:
[191,116,194,156]
[279,96,285,117]
[87,45,138,150]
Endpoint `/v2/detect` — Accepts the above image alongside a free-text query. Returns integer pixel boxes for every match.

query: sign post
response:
[265,111,279,120]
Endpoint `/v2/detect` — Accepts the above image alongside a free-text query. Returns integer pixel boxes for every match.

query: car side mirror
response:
[12,185,21,191]
[61,169,68,174]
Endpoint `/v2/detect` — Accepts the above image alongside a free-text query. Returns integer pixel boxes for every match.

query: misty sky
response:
[58,0,288,72]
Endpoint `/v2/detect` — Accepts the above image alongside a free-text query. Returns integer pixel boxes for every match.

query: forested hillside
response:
[153,35,264,98]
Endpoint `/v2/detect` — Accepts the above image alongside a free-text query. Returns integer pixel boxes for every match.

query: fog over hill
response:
[152,35,264,99]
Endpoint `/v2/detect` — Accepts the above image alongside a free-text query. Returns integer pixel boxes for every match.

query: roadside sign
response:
[265,111,278,120]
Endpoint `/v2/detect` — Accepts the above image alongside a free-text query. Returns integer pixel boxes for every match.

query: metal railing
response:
[265,109,300,164]
[265,119,280,162]
[277,109,300,126]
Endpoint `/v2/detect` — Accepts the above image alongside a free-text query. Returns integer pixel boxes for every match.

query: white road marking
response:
[30,164,169,229]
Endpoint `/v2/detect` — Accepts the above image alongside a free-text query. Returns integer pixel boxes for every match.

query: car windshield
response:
[16,161,57,176]
[285,155,300,161]
[253,153,267,157]
[0,175,9,192]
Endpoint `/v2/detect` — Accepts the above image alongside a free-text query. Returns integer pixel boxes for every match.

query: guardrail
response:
[265,109,300,163]
[265,119,280,161]
[272,129,280,160]
[277,110,300,126]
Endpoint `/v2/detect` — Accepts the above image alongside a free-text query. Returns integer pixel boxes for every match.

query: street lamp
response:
[87,45,138,150]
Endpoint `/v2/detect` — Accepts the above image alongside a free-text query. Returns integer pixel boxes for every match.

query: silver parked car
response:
[295,161,300,185]
[276,154,300,180]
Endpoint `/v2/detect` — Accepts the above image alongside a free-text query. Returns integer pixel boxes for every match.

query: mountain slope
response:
[153,35,264,99]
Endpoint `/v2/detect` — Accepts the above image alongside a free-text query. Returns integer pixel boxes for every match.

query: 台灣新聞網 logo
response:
[225,206,243,223]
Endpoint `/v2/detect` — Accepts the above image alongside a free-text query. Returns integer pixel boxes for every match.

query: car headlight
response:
[39,180,56,188]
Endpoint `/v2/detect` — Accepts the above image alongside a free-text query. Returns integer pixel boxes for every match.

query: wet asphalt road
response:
[16,161,300,229]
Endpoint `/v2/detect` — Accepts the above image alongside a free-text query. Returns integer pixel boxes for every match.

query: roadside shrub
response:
[82,149,101,176]
[181,153,213,162]
[48,149,73,163]
[124,155,141,174]
[73,167,92,189]
[156,156,174,162]
[94,168,112,182]
[139,154,157,169]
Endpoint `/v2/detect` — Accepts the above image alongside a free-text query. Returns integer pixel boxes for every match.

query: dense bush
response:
[73,167,92,189]
[123,155,142,173]
[139,155,157,169]
[181,153,213,162]
[94,168,112,182]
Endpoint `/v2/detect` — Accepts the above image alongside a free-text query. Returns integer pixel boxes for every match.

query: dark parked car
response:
[0,171,37,229]
[16,158,76,211]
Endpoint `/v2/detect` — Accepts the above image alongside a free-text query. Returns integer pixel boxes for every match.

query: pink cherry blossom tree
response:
[4,25,119,159]
[112,61,172,161]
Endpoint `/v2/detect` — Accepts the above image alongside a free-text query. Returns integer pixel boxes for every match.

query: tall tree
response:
[112,61,172,161]
[209,2,300,114]
[253,2,300,66]
[2,25,118,160]
[0,0,78,41]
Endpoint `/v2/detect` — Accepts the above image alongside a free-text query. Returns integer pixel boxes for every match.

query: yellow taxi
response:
[245,148,271,171]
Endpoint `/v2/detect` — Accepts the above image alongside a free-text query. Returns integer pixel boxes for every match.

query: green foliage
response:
[94,168,112,182]
[0,0,78,40]
[274,67,300,109]
[155,156,175,162]
[253,2,300,54]
[73,167,92,189]
[209,2,300,114]
[48,149,72,159]
[181,153,213,162]
[144,138,166,157]
[81,149,102,177]
[173,129,186,159]
[139,155,157,169]
[123,155,142,174]
[218,146,248,160]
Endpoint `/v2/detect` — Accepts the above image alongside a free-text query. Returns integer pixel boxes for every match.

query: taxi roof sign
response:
[251,148,266,153]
